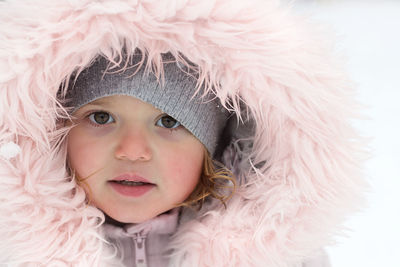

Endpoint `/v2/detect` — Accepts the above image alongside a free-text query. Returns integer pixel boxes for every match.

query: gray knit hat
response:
[66,51,229,155]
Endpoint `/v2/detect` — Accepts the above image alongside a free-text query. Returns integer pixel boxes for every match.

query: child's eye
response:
[156,114,181,129]
[88,111,115,125]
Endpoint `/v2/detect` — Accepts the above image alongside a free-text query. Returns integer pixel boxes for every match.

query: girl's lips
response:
[109,173,156,197]
[111,173,153,184]
[108,181,155,197]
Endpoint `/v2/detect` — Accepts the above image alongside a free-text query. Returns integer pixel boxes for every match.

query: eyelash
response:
[84,110,115,128]
[154,114,181,130]
[84,110,181,130]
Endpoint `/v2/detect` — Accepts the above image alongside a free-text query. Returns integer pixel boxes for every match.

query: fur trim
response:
[0,0,366,266]
[0,142,21,160]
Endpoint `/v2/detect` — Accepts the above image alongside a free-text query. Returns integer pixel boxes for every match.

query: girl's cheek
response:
[67,127,108,176]
[163,143,203,177]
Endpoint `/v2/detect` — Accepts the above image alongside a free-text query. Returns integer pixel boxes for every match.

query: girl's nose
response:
[114,127,152,162]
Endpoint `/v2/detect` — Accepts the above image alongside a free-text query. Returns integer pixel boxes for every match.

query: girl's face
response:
[67,95,204,223]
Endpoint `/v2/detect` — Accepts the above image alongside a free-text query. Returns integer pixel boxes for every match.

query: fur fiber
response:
[0,0,367,266]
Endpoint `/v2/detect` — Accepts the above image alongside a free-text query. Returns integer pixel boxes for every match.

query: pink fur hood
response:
[0,0,366,266]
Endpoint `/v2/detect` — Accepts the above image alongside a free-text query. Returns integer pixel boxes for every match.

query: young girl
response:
[65,52,237,266]
[0,0,366,266]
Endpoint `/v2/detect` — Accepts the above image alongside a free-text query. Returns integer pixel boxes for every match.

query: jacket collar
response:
[103,208,180,239]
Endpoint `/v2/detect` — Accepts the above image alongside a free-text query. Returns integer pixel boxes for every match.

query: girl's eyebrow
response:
[85,99,111,107]
[74,100,112,115]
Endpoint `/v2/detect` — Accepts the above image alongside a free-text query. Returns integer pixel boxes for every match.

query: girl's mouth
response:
[108,180,156,197]
[108,173,156,197]
[111,180,153,186]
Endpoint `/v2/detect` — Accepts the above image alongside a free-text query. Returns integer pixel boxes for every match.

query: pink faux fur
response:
[0,0,366,266]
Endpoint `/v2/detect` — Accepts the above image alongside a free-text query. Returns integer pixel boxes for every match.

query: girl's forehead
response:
[83,95,161,112]
[87,97,112,106]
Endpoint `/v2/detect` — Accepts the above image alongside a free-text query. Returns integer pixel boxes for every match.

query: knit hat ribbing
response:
[66,52,229,155]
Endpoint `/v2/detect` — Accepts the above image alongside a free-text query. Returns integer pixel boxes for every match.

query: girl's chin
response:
[106,212,151,224]
[102,207,169,224]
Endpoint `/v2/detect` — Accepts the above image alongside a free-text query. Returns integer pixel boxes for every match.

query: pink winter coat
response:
[102,208,331,267]
[0,0,366,266]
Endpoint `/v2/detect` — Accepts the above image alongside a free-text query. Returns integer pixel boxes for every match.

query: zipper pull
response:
[133,232,148,267]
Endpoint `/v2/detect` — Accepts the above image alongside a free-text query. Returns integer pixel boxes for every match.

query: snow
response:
[292,1,400,267]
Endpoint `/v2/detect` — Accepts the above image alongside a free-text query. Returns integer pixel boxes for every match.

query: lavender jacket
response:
[103,208,331,267]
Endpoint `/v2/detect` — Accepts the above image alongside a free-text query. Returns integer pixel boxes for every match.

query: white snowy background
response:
[292,1,400,267]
